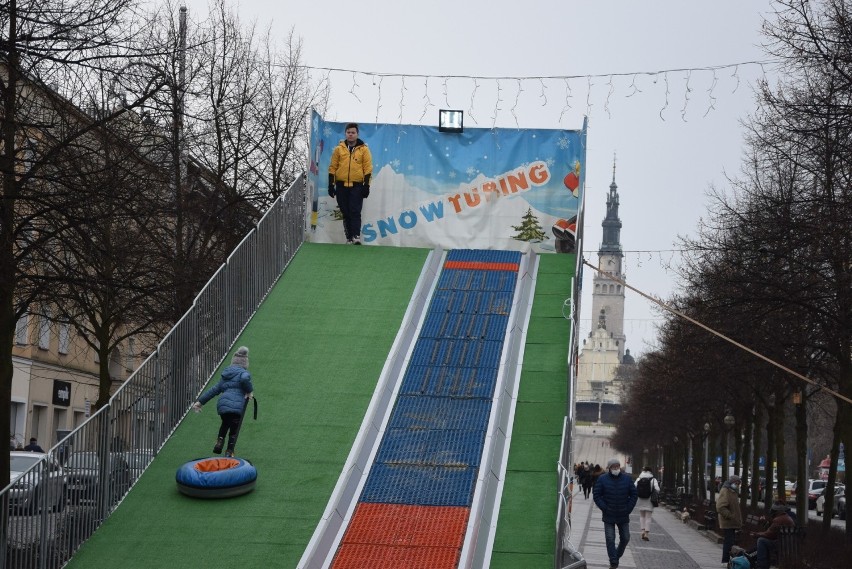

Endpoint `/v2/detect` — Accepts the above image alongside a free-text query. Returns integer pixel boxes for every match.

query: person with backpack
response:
[716,474,744,566]
[634,466,660,541]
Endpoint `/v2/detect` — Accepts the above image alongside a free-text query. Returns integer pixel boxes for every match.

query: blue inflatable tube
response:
[176,457,257,498]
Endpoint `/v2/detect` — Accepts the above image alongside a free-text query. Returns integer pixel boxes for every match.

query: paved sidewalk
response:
[567,490,724,569]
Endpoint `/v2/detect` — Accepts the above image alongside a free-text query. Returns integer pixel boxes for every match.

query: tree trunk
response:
[741,414,752,513]
[774,395,786,508]
[709,431,718,503]
[794,392,808,528]
[0,0,20,491]
[751,405,762,510]
[765,403,775,512]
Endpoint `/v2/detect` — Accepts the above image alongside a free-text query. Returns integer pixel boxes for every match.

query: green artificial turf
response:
[66,243,429,569]
[65,247,576,569]
[490,253,576,567]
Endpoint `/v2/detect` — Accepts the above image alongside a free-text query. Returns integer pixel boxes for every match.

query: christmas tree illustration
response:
[511,208,548,242]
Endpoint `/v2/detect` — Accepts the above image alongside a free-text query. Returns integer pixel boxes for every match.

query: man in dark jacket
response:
[593,458,638,569]
[23,437,44,452]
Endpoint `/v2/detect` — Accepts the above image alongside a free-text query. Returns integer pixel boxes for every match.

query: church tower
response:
[590,159,627,361]
[575,157,630,415]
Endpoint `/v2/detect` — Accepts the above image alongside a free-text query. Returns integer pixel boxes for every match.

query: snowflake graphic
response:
[448,171,456,179]
[323,125,334,138]
[466,166,478,178]
[546,157,556,167]
[557,136,571,150]
[407,164,414,171]
[390,159,401,169]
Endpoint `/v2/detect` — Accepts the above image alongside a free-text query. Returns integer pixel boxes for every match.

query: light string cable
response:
[297,59,776,81]
[581,258,852,406]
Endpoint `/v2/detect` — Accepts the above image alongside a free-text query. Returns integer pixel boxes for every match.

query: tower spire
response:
[601,153,622,254]
[612,152,616,184]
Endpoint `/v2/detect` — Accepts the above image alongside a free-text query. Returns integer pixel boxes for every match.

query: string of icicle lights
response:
[298,59,777,126]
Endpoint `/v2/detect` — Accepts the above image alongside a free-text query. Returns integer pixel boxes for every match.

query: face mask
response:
[611,468,621,476]
[732,484,740,492]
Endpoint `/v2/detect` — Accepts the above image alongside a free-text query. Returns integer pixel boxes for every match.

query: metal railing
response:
[554,262,586,569]
[0,174,306,569]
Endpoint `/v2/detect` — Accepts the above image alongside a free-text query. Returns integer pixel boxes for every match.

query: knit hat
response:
[728,474,742,484]
[231,346,249,368]
[606,458,620,470]
[770,502,789,513]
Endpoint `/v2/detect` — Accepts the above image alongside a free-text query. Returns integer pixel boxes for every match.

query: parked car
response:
[784,480,795,503]
[759,478,792,502]
[815,485,844,516]
[805,479,829,509]
[64,451,131,505]
[122,449,154,480]
[8,451,66,513]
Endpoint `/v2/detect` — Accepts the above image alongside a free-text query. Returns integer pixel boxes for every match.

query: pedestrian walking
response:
[716,474,744,566]
[593,458,638,569]
[582,463,593,499]
[634,465,660,541]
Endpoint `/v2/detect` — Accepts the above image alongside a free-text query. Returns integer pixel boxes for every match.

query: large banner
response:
[306,110,585,253]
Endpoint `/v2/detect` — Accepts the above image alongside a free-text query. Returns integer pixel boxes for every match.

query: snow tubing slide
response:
[176,457,257,498]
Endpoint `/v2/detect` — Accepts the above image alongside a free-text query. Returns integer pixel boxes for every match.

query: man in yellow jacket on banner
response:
[328,122,373,245]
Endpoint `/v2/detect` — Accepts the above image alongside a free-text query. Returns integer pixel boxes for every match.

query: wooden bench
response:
[702,499,718,529]
[739,513,764,550]
[661,490,681,510]
[777,526,805,569]
[743,513,764,533]
[686,502,699,521]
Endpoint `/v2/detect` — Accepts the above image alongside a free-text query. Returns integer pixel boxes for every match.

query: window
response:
[10,401,25,448]
[30,404,47,444]
[58,323,70,354]
[38,309,51,350]
[127,338,136,371]
[15,314,28,345]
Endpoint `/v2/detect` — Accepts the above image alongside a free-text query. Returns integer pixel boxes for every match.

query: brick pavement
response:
[568,489,725,569]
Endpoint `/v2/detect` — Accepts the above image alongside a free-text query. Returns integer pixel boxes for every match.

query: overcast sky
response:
[183,0,776,356]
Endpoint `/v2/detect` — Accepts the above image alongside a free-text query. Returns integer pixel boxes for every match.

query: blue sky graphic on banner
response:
[307,110,586,253]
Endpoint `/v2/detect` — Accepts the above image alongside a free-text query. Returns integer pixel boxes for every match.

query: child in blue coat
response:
[193,346,254,457]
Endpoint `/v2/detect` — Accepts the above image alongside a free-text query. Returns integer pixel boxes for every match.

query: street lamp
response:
[673,436,680,491]
[723,411,735,479]
[596,388,610,424]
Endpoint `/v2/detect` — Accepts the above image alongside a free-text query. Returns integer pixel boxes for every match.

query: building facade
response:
[11,314,142,450]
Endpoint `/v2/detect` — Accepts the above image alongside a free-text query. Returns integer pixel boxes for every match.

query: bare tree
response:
[39,122,173,408]
[0,0,157,488]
